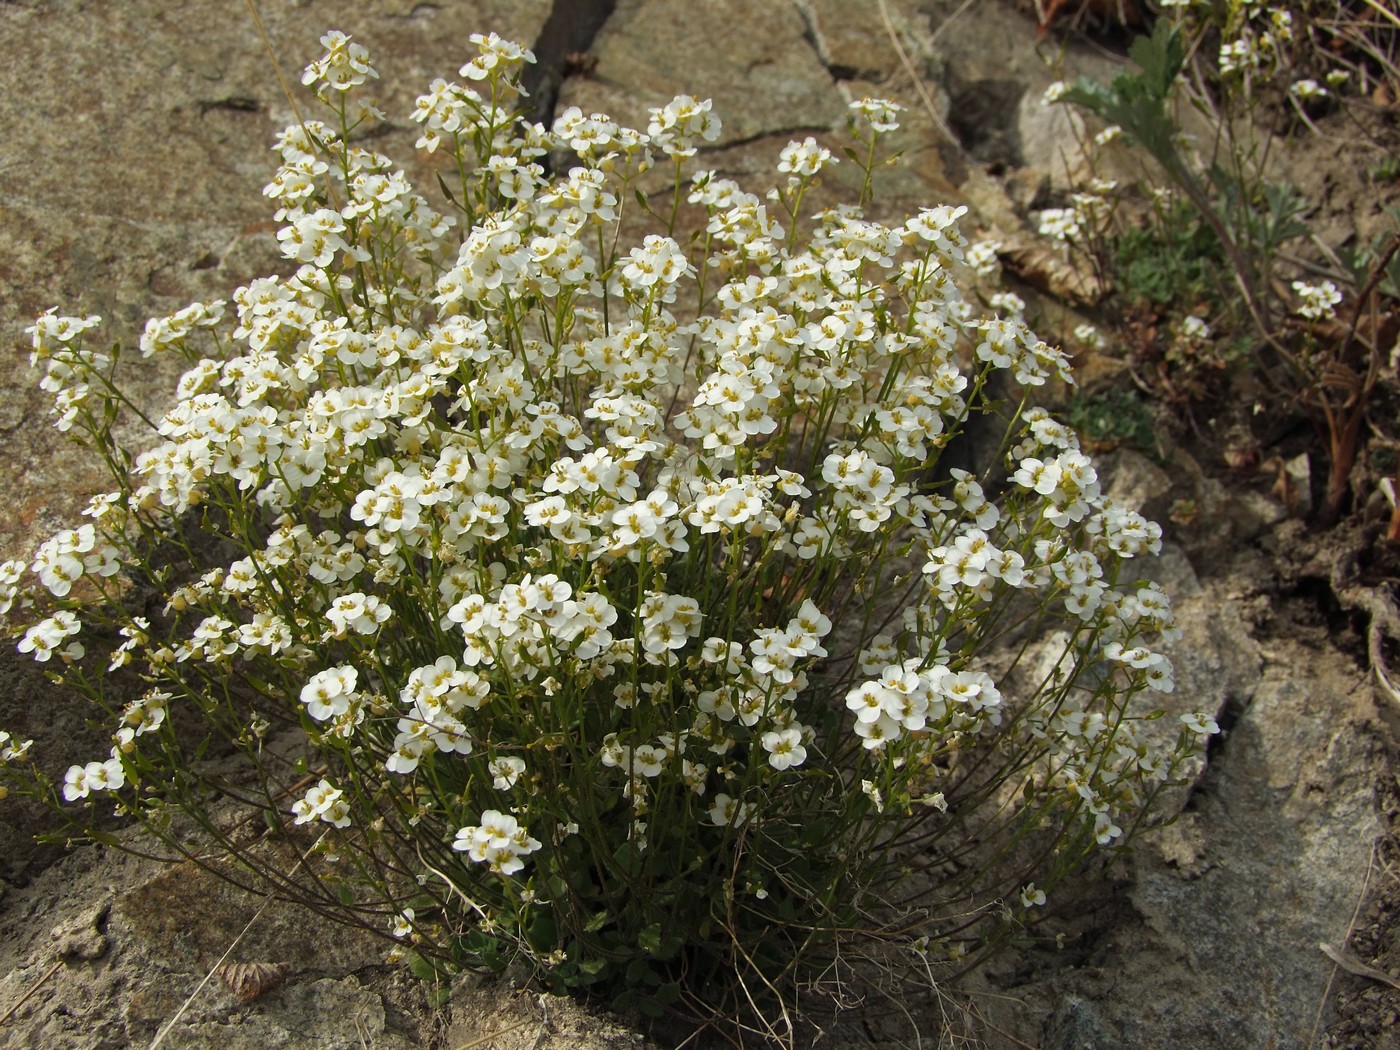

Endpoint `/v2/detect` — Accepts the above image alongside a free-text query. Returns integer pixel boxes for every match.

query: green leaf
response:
[405,951,438,983]
[1129,20,1185,100]
[626,958,661,987]
[1061,77,1117,114]
[528,912,558,952]
[655,932,685,962]
[638,923,663,954]
[435,172,460,208]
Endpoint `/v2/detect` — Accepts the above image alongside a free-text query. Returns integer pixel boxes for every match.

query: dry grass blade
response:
[1358,0,1400,31]
[1319,942,1400,990]
[147,896,277,1049]
[0,960,64,1026]
[876,0,959,145]
[449,1017,536,1050]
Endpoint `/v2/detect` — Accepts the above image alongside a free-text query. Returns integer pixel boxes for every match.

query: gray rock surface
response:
[986,593,1385,1050]
[0,0,554,564]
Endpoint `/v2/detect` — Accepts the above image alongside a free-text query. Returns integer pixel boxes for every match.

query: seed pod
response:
[218,960,291,1003]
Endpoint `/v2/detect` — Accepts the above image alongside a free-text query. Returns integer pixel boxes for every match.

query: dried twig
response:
[1316,232,1400,526]
[451,1016,537,1050]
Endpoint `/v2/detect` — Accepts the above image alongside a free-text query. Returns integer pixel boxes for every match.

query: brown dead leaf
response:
[218,960,291,1003]
[1000,240,1107,306]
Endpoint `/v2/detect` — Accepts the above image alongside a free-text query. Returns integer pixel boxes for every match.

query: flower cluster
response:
[1292,278,1342,321]
[0,31,1203,1020]
[1157,0,1363,106]
[292,777,352,828]
[453,808,542,875]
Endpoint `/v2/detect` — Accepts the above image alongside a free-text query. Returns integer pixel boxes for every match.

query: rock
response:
[0,649,126,885]
[979,604,1385,1050]
[1094,641,1383,1048]
[1043,995,1121,1050]
[918,0,1116,186]
[1098,447,1175,513]
[113,859,387,974]
[52,899,111,962]
[159,977,418,1050]
[556,0,847,148]
[0,0,553,566]
[798,0,916,84]
[447,978,660,1049]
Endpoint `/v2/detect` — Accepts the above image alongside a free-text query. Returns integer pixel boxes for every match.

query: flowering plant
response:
[0,30,1210,1037]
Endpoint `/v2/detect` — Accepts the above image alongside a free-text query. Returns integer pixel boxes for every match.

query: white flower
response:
[1180,314,1210,341]
[325,592,392,637]
[1289,79,1327,102]
[461,31,536,81]
[291,777,352,828]
[647,95,721,158]
[1292,279,1342,321]
[302,30,378,93]
[638,591,702,658]
[0,731,34,764]
[300,665,359,721]
[964,240,1000,277]
[453,809,541,875]
[490,756,527,790]
[707,793,752,827]
[848,97,904,133]
[988,291,1025,317]
[777,137,835,178]
[761,727,807,771]
[62,757,125,801]
[620,235,692,292]
[18,611,83,663]
[1038,208,1081,241]
[1180,711,1220,737]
